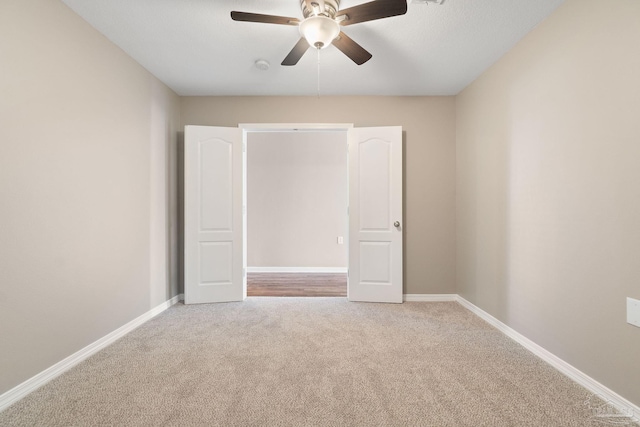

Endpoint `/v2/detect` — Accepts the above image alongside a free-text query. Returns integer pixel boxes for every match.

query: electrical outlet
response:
[337,236,344,245]
[627,298,640,328]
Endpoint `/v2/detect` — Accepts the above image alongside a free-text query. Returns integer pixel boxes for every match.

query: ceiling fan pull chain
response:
[317,48,321,98]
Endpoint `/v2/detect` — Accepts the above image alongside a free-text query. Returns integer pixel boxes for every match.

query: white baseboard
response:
[455,295,639,423]
[0,293,184,413]
[404,294,458,302]
[247,267,348,274]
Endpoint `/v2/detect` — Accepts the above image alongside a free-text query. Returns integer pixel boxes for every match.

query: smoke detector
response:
[254,59,270,71]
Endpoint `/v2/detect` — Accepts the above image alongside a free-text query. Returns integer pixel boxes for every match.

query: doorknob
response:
[394,221,400,227]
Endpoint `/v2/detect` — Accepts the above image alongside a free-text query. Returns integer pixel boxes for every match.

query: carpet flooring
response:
[0,299,634,426]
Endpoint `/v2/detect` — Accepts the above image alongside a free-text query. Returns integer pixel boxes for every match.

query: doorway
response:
[243,125,350,297]
[184,123,403,304]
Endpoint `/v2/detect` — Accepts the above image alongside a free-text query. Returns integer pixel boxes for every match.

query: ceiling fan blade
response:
[332,32,372,65]
[230,11,300,26]
[336,0,407,26]
[282,38,311,66]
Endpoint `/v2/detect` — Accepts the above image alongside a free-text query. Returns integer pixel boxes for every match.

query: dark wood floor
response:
[247,273,347,297]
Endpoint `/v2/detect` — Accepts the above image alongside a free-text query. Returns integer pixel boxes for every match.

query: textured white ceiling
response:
[60,0,565,96]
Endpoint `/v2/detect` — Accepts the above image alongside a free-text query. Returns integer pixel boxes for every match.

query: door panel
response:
[200,139,233,231]
[359,139,391,230]
[199,242,233,284]
[348,127,403,303]
[185,125,244,304]
[360,242,391,283]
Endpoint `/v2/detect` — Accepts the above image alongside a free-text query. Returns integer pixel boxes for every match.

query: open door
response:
[348,126,403,303]
[184,125,245,304]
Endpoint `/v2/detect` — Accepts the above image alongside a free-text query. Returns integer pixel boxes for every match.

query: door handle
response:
[394,221,400,228]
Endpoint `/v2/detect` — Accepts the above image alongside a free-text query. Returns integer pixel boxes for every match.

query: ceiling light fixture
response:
[299,15,340,49]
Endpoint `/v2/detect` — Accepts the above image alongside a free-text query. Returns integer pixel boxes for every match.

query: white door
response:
[348,126,403,303]
[184,125,245,304]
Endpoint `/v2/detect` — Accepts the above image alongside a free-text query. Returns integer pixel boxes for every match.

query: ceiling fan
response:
[230,0,408,66]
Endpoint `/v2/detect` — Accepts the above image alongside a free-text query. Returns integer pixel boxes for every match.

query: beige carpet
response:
[0,299,633,426]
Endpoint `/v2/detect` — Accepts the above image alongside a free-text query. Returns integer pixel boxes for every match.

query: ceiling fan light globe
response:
[299,16,340,49]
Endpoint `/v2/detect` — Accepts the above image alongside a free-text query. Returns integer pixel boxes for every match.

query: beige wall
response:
[248,132,348,269]
[0,0,180,395]
[181,96,457,295]
[456,0,640,407]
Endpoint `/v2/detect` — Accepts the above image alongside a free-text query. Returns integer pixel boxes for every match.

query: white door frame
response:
[240,124,354,133]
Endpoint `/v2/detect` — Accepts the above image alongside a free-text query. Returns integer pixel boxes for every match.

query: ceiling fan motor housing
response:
[301,0,340,19]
